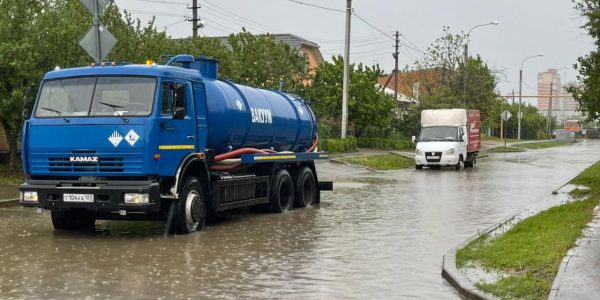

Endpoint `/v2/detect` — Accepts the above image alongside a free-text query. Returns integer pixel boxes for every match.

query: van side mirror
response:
[411,135,417,143]
[461,134,467,142]
[173,107,185,119]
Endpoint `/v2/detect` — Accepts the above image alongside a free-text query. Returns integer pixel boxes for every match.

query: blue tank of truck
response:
[190,57,317,154]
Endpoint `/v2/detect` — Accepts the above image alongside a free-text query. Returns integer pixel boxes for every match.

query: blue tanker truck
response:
[19,55,332,234]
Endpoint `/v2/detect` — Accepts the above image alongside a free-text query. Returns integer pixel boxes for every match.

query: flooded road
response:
[1,141,598,299]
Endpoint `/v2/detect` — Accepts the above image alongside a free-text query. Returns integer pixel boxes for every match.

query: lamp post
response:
[518,52,544,140]
[463,21,499,106]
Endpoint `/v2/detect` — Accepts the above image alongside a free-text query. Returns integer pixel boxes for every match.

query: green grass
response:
[345,154,413,170]
[487,146,527,153]
[513,140,570,149]
[455,160,600,299]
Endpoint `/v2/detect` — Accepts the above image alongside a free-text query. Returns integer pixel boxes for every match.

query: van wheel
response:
[294,166,316,208]
[172,177,206,234]
[270,169,294,213]
[51,210,95,231]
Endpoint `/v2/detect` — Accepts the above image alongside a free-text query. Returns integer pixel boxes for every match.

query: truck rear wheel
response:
[51,210,95,231]
[270,169,294,213]
[172,177,206,234]
[294,166,316,208]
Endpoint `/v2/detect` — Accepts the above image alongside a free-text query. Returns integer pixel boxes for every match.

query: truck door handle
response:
[187,135,195,140]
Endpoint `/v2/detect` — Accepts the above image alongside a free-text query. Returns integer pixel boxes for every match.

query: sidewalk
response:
[0,184,19,207]
[549,206,600,299]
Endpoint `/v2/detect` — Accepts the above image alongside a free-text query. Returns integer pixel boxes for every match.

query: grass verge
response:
[345,153,413,170]
[455,161,600,299]
[487,146,527,153]
[513,140,570,149]
[0,164,23,185]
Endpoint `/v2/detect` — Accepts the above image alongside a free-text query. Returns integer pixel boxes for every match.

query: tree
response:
[0,0,174,170]
[303,56,396,137]
[225,29,309,90]
[412,27,501,131]
[569,0,600,120]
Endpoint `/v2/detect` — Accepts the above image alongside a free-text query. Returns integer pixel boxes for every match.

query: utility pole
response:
[188,0,201,37]
[341,0,351,138]
[511,89,515,106]
[393,31,399,100]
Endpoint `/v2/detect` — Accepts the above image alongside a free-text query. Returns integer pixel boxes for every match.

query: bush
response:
[319,136,357,153]
[357,137,415,150]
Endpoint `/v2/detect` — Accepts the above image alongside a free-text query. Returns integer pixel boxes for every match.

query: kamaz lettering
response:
[69,156,99,163]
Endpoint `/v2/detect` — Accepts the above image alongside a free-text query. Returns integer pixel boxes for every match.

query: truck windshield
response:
[419,126,458,142]
[35,76,156,118]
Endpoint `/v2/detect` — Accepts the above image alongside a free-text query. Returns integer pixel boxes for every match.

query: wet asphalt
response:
[0,140,598,299]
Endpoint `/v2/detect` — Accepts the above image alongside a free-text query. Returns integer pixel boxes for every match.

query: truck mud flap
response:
[318,181,333,191]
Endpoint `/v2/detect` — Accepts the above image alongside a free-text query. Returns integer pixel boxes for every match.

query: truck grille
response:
[30,149,143,175]
[425,151,442,162]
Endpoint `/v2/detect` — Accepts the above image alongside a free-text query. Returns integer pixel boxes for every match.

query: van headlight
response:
[415,149,423,155]
[446,148,455,155]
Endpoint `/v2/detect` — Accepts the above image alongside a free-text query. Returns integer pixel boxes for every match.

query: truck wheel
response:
[415,165,423,170]
[172,177,206,234]
[51,210,95,231]
[270,169,294,213]
[294,166,316,208]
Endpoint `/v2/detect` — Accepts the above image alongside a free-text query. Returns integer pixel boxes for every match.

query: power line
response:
[352,12,394,41]
[287,0,345,13]
[203,0,283,33]
[157,19,187,30]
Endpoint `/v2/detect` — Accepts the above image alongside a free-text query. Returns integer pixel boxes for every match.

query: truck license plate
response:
[63,193,94,202]
[427,156,440,159]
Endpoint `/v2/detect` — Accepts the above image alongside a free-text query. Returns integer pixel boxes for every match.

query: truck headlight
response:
[415,149,423,155]
[446,148,455,155]
[21,191,38,202]
[124,193,149,204]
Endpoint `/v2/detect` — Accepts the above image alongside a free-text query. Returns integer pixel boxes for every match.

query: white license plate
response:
[427,156,440,159]
[63,193,94,202]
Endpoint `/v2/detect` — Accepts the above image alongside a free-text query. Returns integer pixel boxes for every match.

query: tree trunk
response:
[1,121,19,171]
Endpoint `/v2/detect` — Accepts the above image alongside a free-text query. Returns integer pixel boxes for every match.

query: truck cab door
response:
[157,80,196,175]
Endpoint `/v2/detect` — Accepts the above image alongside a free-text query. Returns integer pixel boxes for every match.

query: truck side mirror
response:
[173,107,185,119]
[461,134,467,142]
[411,135,417,143]
[22,86,33,120]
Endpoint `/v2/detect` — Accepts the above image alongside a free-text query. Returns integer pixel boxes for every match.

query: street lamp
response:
[518,52,544,140]
[463,21,499,106]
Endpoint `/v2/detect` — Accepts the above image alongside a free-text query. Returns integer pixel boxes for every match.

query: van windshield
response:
[419,126,458,142]
[35,76,156,118]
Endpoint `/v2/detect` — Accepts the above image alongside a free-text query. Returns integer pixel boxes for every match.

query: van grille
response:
[425,152,442,163]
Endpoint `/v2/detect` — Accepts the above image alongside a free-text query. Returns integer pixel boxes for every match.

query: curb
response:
[441,210,524,300]
[0,198,19,207]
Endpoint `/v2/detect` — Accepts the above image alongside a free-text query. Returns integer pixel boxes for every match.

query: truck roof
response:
[43,64,204,82]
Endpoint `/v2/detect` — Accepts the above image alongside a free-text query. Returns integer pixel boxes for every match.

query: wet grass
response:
[456,160,600,299]
[513,140,570,149]
[487,146,526,153]
[345,154,413,170]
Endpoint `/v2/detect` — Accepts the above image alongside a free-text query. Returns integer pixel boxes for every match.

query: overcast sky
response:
[113,0,593,102]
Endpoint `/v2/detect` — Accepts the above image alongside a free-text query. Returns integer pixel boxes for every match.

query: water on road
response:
[0,141,598,299]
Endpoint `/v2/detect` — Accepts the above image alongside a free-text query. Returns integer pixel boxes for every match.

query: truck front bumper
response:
[415,153,460,166]
[19,179,162,214]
